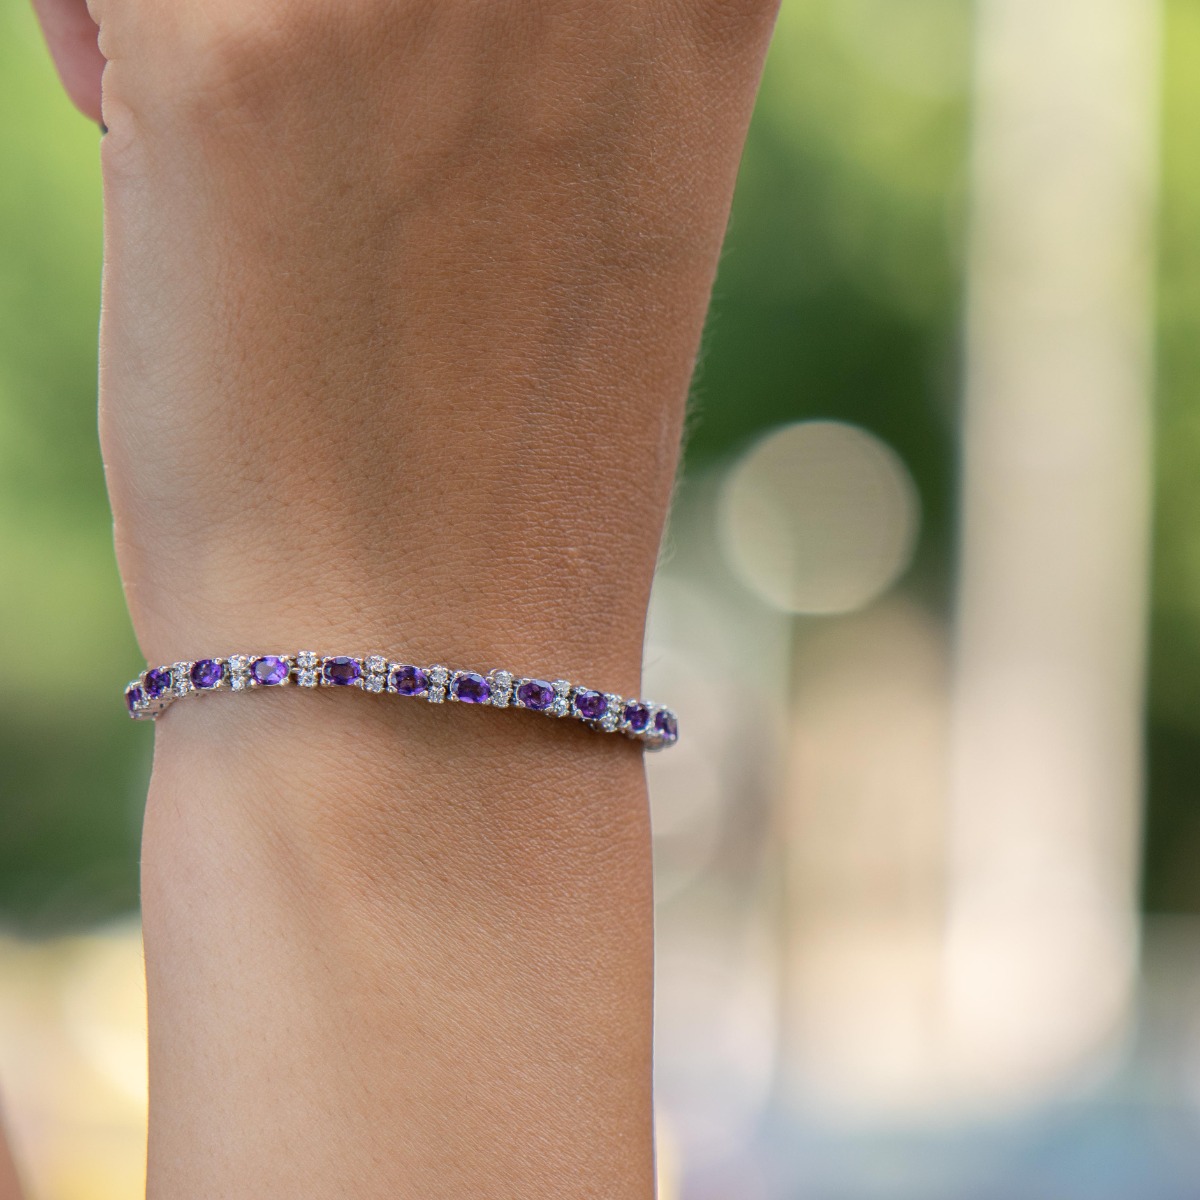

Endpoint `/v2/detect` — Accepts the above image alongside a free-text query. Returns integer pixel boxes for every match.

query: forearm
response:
[131,54,696,1197]
[144,697,653,1196]
[78,2,779,1195]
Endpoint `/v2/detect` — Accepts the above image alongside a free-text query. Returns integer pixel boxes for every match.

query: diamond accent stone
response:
[599,694,622,732]
[550,679,572,718]
[296,668,318,688]
[295,650,318,670]
[488,670,513,708]
[227,655,250,691]
[171,662,192,697]
[362,654,388,693]
[427,665,449,704]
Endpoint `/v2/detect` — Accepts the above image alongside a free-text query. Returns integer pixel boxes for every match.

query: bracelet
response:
[123,652,679,748]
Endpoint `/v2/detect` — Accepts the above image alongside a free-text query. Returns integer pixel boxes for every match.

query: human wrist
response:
[122,534,657,702]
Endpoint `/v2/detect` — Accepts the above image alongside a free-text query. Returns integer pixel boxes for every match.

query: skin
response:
[12,1,778,1196]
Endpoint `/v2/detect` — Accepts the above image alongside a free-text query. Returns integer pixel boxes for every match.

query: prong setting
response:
[426,666,450,704]
[294,651,319,688]
[363,655,388,693]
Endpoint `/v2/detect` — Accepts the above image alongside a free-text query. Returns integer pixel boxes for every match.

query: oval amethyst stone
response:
[516,679,554,711]
[145,666,172,699]
[389,664,429,697]
[323,656,362,686]
[573,689,608,721]
[654,710,678,742]
[623,702,650,733]
[250,656,290,686]
[190,659,224,690]
[451,672,491,704]
[125,685,144,713]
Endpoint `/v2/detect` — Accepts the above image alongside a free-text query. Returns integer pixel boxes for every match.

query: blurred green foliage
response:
[1144,0,1200,911]
[693,0,967,604]
[3,0,1193,926]
[0,5,146,930]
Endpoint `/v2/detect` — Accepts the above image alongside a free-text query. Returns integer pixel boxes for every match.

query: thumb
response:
[30,0,105,125]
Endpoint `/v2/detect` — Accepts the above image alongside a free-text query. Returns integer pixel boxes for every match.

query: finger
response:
[29,0,105,125]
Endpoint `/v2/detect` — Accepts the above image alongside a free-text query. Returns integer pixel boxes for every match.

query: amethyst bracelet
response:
[124,652,679,748]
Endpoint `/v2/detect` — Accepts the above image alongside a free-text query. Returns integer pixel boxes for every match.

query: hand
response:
[35,0,777,694]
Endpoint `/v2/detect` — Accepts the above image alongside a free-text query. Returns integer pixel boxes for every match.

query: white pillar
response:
[945,0,1159,1101]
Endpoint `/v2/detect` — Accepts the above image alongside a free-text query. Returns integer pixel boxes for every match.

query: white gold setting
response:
[426,666,450,704]
[228,654,251,691]
[171,662,192,698]
[488,669,513,708]
[550,680,572,719]
[294,651,319,689]
[124,652,677,747]
[599,694,623,734]
[364,655,388,693]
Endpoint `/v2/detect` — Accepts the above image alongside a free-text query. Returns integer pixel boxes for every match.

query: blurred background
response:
[2,0,1200,1196]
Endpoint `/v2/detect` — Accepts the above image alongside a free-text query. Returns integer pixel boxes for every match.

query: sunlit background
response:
[4,0,1200,1196]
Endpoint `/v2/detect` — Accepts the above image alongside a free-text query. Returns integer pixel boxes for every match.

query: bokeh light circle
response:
[718,420,920,615]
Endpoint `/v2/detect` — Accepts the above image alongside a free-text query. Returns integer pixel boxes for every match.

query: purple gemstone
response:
[654,710,678,742]
[516,679,555,711]
[323,656,362,686]
[190,658,224,690]
[451,672,491,704]
[389,664,429,697]
[250,656,290,686]
[125,685,144,713]
[145,666,172,699]
[573,689,608,721]
[623,702,650,733]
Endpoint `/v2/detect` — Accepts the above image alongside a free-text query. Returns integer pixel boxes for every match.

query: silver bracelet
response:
[123,652,679,748]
